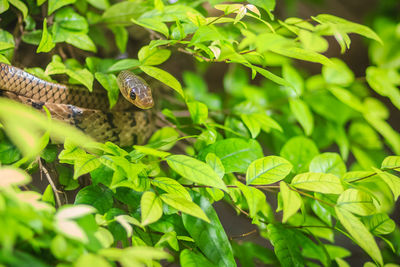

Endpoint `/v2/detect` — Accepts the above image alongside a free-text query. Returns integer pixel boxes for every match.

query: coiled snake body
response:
[0,62,155,146]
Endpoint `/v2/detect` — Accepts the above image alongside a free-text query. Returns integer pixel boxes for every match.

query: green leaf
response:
[362,213,396,235]
[322,58,354,86]
[37,18,55,53]
[72,154,101,178]
[187,101,208,124]
[335,207,383,266]
[251,65,292,87]
[309,152,346,177]
[141,191,163,226]
[66,68,94,91]
[86,0,109,10]
[280,136,319,173]
[205,153,225,179]
[109,26,128,53]
[328,85,364,112]
[8,0,28,18]
[240,114,260,138]
[151,177,191,201]
[289,98,314,136]
[313,14,382,44]
[74,185,113,214]
[270,46,333,66]
[65,33,96,52]
[381,156,400,169]
[102,1,148,24]
[280,182,302,223]
[75,253,112,267]
[166,155,227,190]
[0,139,21,164]
[148,127,180,151]
[364,114,400,155]
[337,189,376,216]
[132,17,169,37]
[246,156,292,185]
[235,181,267,218]
[138,45,171,66]
[108,59,140,72]
[199,138,263,173]
[291,172,344,194]
[48,0,75,15]
[140,66,184,97]
[0,0,9,14]
[133,145,171,158]
[366,67,400,111]
[160,194,210,223]
[182,193,236,267]
[95,72,119,109]
[373,168,400,201]
[283,64,303,95]
[180,249,214,267]
[267,224,305,267]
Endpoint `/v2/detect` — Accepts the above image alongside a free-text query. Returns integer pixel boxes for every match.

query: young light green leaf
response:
[291,172,344,194]
[280,136,319,173]
[133,145,171,158]
[235,181,267,218]
[141,191,163,226]
[108,59,140,72]
[151,177,191,201]
[373,168,400,201]
[289,98,314,136]
[132,18,169,37]
[366,67,400,111]
[187,101,208,124]
[335,207,383,266]
[313,14,382,44]
[148,127,179,151]
[246,156,292,185]
[337,189,376,216]
[251,65,292,87]
[0,0,9,14]
[280,182,302,223]
[361,213,396,235]
[140,65,184,97]
[66,68,94,91]
[240,114,260,138]
[381,156,400,169]
[48,0,75,15]
[8,0,28,18]
[160,194,210,223]
[271,46,333,66]
[322,58,354,86]
[166,155,227,190]
[37,18,55,53]
[309,152,346,177]
[138,45,171,66]
[75,253,112,267]
[205,153,225,179]
[109,26,128,53]
[199,138,263,173]
[283,64,303,95]
[328,86,364,112]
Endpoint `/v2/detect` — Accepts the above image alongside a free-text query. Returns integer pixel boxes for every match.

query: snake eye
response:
[129,90,136,100]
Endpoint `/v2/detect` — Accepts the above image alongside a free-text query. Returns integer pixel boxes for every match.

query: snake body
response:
[0,62,155,146]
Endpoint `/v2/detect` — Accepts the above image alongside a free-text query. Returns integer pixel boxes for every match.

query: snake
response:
[0,62,155,146]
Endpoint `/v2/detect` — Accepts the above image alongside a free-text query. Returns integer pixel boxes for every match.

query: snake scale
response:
[0,62,155,146]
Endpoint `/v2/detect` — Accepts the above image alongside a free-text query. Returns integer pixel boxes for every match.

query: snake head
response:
[117,71,154,109]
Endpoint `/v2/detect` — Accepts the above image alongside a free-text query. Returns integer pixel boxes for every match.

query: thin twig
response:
[39,159,62,208]
[229,229,258,240]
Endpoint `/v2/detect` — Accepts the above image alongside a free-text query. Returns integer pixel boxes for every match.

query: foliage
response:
[0,0,399,266]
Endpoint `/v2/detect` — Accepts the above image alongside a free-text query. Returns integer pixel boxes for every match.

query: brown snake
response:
[0,62,155,146]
